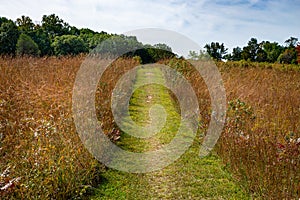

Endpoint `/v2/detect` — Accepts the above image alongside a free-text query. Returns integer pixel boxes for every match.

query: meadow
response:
[0,56,299,199]
[166,59,300,199]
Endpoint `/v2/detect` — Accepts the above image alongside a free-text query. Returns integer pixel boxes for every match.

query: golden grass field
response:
[0,56,299,199]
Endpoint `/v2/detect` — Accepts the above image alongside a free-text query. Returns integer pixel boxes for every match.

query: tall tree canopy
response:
[204,42,228,61]
[41,14,69,39]
[225,47,242,61]
[52,35,88,56]
[0,18,19,55]
[16,15,35,33]
[285,37,298,48]
[0,14,298,64]
[241,38,260,62]
[262,41,284,63]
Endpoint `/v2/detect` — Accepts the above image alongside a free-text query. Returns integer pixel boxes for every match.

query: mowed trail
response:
[92,66,249,199]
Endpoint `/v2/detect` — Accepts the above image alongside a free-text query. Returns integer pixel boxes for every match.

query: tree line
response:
[0,14,299,64]
[0,14,174,63]
[190,37,299,64]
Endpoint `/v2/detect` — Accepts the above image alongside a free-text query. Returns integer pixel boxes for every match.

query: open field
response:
[0,56,299,199]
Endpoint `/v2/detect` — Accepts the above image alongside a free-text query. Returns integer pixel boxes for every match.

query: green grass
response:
[91,66,250,199]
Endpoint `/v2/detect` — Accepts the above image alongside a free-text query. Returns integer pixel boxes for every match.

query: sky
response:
[0,0,299,55]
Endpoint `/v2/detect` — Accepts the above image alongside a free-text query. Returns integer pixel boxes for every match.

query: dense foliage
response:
[0,14,175,63]
[0,14,298,64]
[51,35,88,56]
[16,33,40,56]
[191,37,299,64]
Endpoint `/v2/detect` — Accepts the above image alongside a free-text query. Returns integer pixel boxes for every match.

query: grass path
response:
[91,66,250,199]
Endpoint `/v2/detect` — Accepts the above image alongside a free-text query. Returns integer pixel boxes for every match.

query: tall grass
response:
[166,58,300,199]
[0,56,139,199]
[1,56,299,199]
[219,63,300,199]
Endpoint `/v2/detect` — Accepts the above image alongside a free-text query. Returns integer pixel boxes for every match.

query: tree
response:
[41,14,69,39]
[67,26,80,36]
[29,27,53,56]
[277,37,299,64]
[16,33,40,56]
[116,43,175,63]
[278,49,297,64]
[16,15,34,33]
[153,43,172,52]
[52,35,88,56]
[82,32,111,49]
[204,42,228,61]
[241,38,260,61]
[232,47,242,61]
[226,47,242,61]
[144,44,175,63]
[285,37,298,48]
[188,50,210,60]
[262,41,284,63]
[92,34,143,56]
[241,38,270,62]
[296,44,300,64]
[0,17,9,26]
[80,28,96,35]
[256,48,267,62]
[0,19,19,55]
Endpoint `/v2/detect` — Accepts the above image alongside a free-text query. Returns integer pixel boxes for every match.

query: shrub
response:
[52,35,88,56]
[16,33,40,56]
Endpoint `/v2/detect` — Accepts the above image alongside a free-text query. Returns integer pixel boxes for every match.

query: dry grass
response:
[219,62,300,199]
[0,56,100,199]
[166,58,300,199]
[1,56,299,199]
[95,57,141,139]
[0,56,139,199]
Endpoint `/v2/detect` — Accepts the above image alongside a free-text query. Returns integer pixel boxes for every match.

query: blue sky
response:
[0,0,299,54]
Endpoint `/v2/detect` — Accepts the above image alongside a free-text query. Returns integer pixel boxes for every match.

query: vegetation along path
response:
[92,66,249,199]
